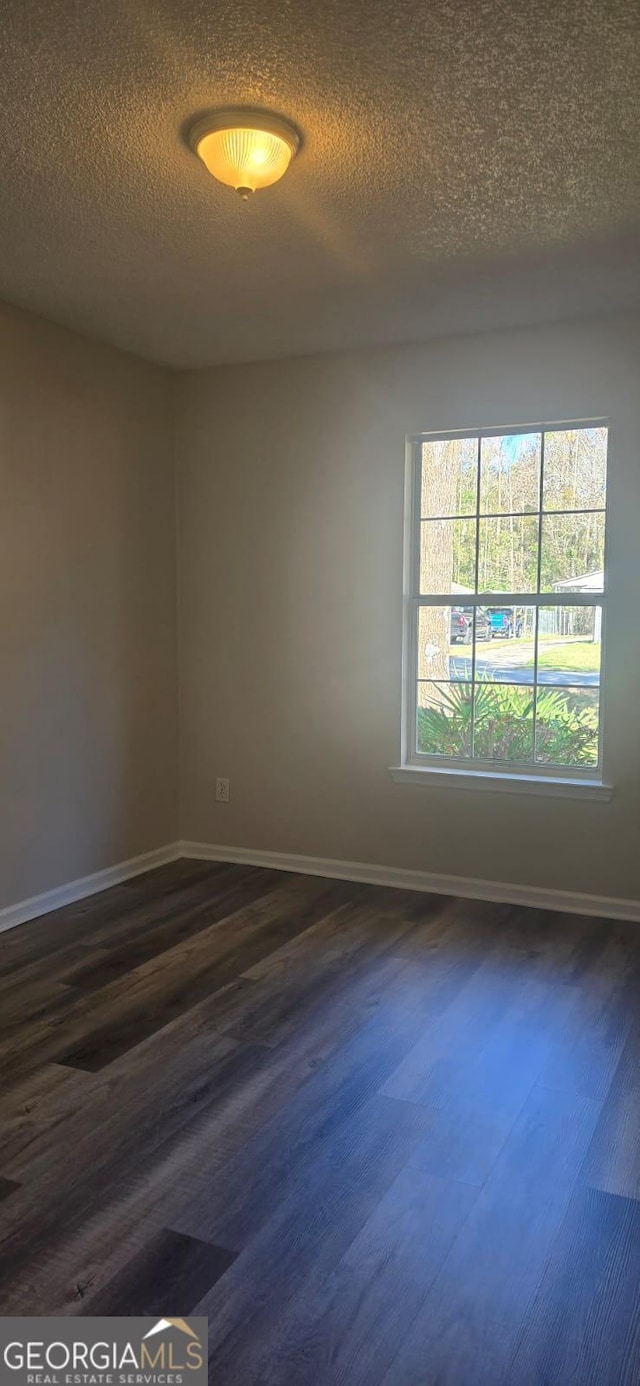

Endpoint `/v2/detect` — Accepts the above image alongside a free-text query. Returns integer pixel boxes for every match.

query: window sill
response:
[389,765,613,801]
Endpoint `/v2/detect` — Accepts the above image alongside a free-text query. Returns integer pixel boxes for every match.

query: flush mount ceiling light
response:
[189,108,301,201]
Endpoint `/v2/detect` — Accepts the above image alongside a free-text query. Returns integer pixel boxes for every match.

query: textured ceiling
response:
[0,0,638,367]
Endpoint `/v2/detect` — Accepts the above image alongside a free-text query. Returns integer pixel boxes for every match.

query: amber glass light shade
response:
[190,110,300,198]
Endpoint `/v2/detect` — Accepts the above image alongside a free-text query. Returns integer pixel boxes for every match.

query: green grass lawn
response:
[536,641,600,673]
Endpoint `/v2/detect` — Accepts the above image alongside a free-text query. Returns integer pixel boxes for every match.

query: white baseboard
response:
[0,843,182,935]
[3,836,637,938]
[180,839,640,923]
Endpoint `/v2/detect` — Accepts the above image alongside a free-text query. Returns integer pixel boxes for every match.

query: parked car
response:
[487,608,524,639]
[450,607,492,643]
[450,608,470,643]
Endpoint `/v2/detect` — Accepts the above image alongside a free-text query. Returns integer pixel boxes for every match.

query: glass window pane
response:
[480,433,541,514]
[537,606,602,686]
[543,427,607,511]
[473,684,534,761]
[413,425,608,771]
[421,437,478,517]
[535,688,599,767]
[417,682,473,757]
[478,516,539,593]
[474,606,536,683]
[540,512,604,593]
[420,518,477,594]
[418,606,472,681]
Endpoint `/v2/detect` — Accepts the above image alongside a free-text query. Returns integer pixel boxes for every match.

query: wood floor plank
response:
[581,1007,640,1200]
[78,1228,236,1317]
[0,944,109,1006]
[86,867,331,954]
[58,865,300,992]
[158,952,437,1229]
[52,877,351,1071]
[14,974,418,1316]
[0,862,264,992]
[405,978,578,1185]
[196,1095,433,1386]
[0,884,153,977]
[170,959,448,1252]
[0,1033,257,1310]
[0,861,637,1386]
[507,1184,640,1385]
[0,1063,89,1171]
[537,944,638,1104]
[380,1083,602,1386]
[228,895,459,1049]
[0,980,78,1038]
[0,867,283,1051]
[0,875,349,1080]
[382,952,531,1106]
[118,857,232,897]
[259,1168,478,1386]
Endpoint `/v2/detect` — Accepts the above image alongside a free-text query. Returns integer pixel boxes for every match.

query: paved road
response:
[449,649,599,687]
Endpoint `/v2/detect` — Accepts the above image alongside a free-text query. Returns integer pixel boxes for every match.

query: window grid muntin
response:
[410,421,608,776]
[470,434,482,737]
[421,507,606,521]
[532,429,545,760]
[412,602,604,772]
[479,431,542,518]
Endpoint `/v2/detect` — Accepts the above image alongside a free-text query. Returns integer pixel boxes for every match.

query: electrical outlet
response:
[215,777,230,803]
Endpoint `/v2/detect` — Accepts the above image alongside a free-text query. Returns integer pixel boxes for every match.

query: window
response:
[400,422,609,787]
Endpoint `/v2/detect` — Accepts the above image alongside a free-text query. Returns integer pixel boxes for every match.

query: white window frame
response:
[391,419,613,800]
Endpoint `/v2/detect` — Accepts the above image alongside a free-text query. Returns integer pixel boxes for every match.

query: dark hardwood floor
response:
[1,858,639,1384]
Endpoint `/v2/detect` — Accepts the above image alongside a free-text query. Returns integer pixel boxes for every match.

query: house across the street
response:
[551,571,604,639]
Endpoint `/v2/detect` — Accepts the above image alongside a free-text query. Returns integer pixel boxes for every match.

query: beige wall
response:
[0,303,178,909]
[176,312,640,903]
[3,305,638,912]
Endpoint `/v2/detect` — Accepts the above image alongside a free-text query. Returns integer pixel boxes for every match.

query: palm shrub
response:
[533,687,598,765]
[417,681,597,765]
